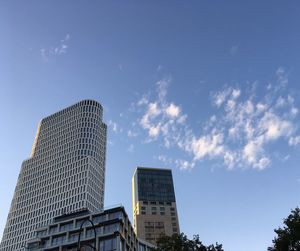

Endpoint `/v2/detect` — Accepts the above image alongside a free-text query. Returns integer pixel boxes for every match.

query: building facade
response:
[0,100,107,251]
[132,167,180,245]
[26,206,154,251]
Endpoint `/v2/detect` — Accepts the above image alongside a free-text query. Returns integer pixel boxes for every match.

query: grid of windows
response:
[132,167,180,245]
[25,207,154,251]
[136,168,175,202]
[0,100,107,251]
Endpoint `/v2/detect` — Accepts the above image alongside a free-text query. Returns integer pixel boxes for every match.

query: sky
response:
[0,1,300,250]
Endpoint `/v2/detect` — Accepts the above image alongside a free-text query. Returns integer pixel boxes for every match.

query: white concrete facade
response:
[0,100,107,251]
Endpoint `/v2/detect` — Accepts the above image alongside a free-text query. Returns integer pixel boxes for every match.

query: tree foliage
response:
[154,233,223,251]
[268,207,300,251]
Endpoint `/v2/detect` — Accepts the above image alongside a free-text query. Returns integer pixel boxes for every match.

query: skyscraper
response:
[132,167,180,245]
[0,100,107,251]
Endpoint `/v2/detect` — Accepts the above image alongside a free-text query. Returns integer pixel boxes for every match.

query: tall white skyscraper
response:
[0,100,107,251]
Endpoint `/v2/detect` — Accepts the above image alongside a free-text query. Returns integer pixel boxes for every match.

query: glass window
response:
[99,237,117,251]
[60,222,73,231]
[69,232,80,241]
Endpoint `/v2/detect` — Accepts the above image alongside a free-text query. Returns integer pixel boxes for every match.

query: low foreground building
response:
[26,206,154,251]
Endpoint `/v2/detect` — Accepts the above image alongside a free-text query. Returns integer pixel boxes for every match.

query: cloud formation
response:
[134,68,299,170]
[108,120,123,133]
[40,34,70,61]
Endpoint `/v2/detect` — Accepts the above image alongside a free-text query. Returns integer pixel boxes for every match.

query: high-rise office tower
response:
[132,167,180,245]
[0,100,107,251]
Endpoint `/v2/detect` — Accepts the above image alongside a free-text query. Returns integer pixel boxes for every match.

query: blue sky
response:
[1,1,300,250]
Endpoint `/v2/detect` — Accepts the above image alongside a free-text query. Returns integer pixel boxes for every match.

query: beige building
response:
[132,167,180,245]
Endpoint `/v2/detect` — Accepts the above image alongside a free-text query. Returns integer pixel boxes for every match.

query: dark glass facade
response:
[136,168,176,203]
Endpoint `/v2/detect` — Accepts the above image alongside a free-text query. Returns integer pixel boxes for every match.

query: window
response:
[69,232,79,241]
[99,238,117,251]
[52,234,66,245]
[49,225,58,234]
[60,222,73,231]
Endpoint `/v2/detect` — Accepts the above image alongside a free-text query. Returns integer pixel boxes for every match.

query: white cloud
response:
[276,96,286,107]
[40,34,70,61]
[133,68,299,171]
[283,154,290,162]
[226,99,236,111]
[165,103,180,118]
[108,120,122,133]
[175,159,195,170]
[289,136,300,146]
[177,115,187,124]
[223,151,237,169]
[276,66,288,89]
[137,96,149,106]
[158,155,167,162]
[213,87,240,108]
[157,65,164,72]
[259,112,293,141]
[191,133,224,160]
[243,139,264,167]
[213,89,231,107]
[256,103,268,113]
[291,107,298,117]
[256,157,271,170]
[157,155,173,165]
[232,89,241,99]
[127,130,138,138]
[156,77,170,102]
[140,102,161,130]
[148,124,160,138]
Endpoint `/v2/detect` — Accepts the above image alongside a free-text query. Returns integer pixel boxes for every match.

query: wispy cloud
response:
[40,34,70,62]
[108,120,123,133]
[127,130,138,138]
[230,45,239,56]
[133,67,299,171]
[128,144,134,153]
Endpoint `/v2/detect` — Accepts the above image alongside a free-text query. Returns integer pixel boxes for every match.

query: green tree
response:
[154,233,223,251]
[268,207,300,251]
